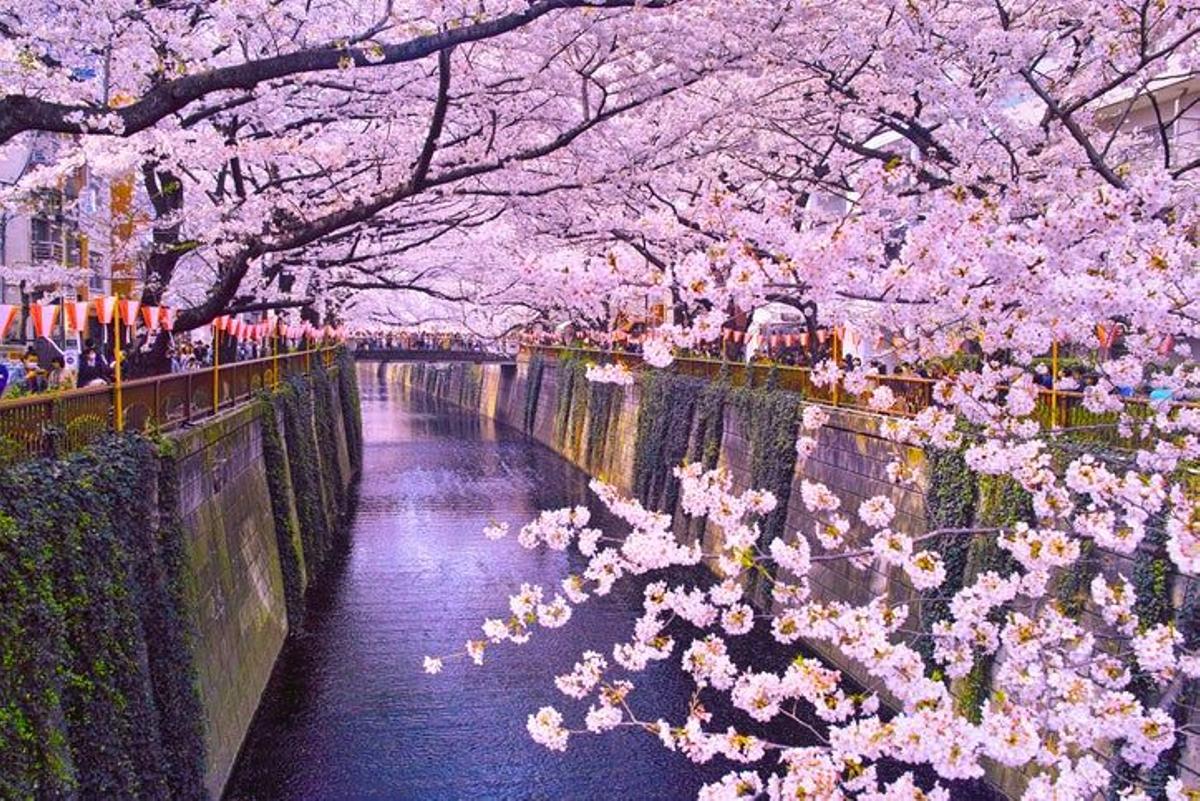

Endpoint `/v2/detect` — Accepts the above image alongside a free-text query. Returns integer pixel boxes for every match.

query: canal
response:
[225,371,803,800]
[223,370,990,800]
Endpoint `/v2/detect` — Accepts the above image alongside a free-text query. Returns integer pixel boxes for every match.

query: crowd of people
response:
[3,336,278,398]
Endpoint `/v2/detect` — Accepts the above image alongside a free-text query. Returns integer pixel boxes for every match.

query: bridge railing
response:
[525,345,1171,447]
[0,347,339,462]
[352,347,514,363]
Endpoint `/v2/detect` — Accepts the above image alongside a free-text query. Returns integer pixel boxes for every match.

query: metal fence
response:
[0,347,339,462]
[526,345,1166,446]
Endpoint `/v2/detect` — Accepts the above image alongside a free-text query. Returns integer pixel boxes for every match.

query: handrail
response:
[0,346,341,462]
[523,345,1171,446]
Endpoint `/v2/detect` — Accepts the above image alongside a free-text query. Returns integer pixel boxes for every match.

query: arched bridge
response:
[352,349,515,364]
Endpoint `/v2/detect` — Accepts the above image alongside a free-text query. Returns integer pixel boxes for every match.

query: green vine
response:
[916,448,977,666]
[632,371,704,513]
[260,398,308,629]
[953,474,1030,723]
[0,436,206,799]
[281,375,333,579]
[731,386,801,597]
[585,378,621,473]
[336,351,364,476]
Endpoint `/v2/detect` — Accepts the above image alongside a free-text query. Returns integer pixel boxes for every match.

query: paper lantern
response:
[94,296,117,325]
[0,304,18,339]
[141,305,161,331]
[160,307,176,331]
[1158,335,1176,357]
[30,302,60,338]
[66,300,90,332]
[118,299,140,327]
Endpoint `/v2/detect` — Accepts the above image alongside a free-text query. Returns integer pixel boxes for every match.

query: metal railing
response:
[525,345,1171,445]
[0,347,339,461]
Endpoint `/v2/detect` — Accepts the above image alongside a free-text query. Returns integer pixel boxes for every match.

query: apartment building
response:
[0,132,110,349]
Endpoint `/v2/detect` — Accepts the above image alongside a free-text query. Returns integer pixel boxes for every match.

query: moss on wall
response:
[336,351,364,476]
[523,356,546,434]
[260,399,308,629]
[917,448,978,665]
[280,375,333,580]
[632,371,704,513]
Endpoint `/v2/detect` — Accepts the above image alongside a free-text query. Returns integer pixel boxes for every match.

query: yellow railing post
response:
[212,326,221,413]
[1050,340,1059,429]
[114,306,124,432]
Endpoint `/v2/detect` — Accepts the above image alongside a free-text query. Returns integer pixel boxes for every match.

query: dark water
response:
[223,374,994,800]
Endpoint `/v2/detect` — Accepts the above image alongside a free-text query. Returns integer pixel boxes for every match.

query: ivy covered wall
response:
[0,353,364,800]
[0,437,207,800]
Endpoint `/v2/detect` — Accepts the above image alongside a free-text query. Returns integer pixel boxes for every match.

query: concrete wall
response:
[166,364,361,798]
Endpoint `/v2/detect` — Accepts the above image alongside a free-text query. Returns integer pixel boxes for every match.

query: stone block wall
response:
[171,403,289,798]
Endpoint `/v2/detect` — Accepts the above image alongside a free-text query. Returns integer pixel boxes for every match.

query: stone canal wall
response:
[0,352,363,800]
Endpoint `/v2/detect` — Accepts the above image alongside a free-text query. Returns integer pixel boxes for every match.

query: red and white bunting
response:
[141,305,161,331]
[66,300,90,332]
[118,299,140,328]
[31,302,60,338]
[0,304,17,339]
[160,306,176,331]
[94,296,117,325]
[1096,323,1124,350]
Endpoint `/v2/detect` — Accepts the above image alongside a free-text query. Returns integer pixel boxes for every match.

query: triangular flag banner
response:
[118,299,140,327]
[142,305,161,331]
[0,304,17,339]
[160,307,176,331]
[31,302,60,338]
[66,300,90,332]
[94,296,117,325]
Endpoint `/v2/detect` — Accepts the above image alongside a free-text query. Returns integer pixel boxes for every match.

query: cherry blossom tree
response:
[6,0,1200,797]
